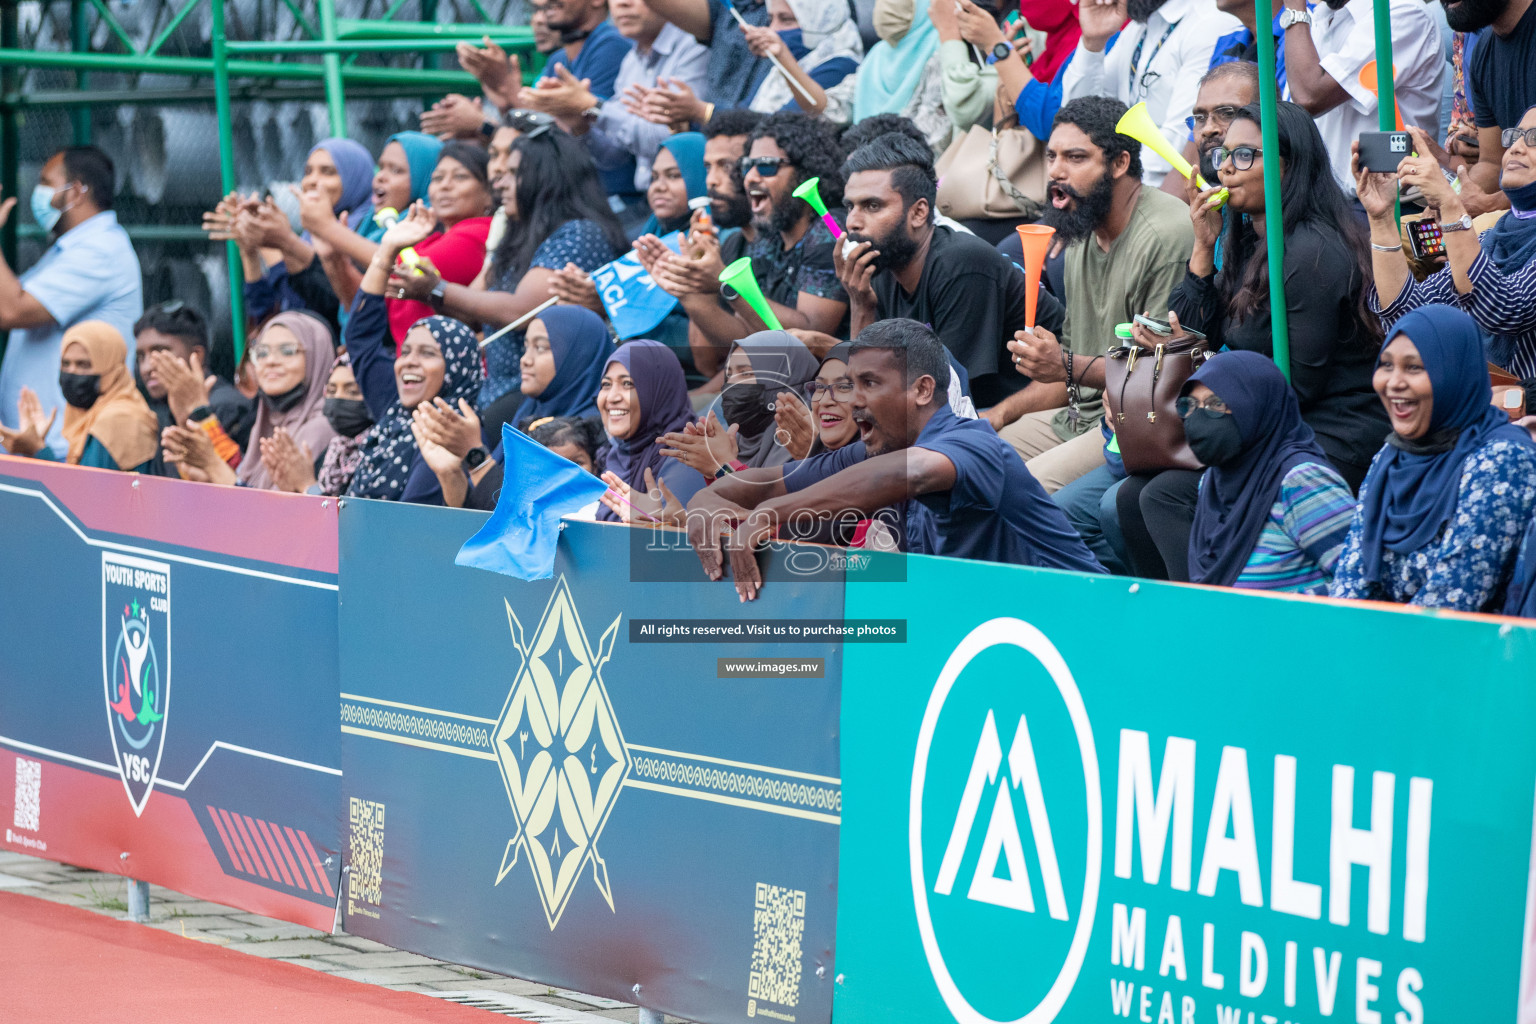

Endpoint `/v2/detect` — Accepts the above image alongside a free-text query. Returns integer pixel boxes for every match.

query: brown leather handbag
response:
[1104,327,1210,474]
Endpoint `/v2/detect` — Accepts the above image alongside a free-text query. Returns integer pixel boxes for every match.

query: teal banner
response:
[836,554,1536,1024]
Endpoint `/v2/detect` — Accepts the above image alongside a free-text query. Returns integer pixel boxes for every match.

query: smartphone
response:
[1358,130,1412,173]
[1405,218,1445,260]
[1133,313,1175,337]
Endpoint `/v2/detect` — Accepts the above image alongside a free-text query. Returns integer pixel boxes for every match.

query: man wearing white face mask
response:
[0,145,142,457]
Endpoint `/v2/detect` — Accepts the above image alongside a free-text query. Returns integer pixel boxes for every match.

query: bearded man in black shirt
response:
[832,132,1064,410]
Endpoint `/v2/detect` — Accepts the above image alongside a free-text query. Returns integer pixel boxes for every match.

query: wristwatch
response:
[986,41,1013,65]
[427,280,447,310]
[478,120,496,141]
[714,463,735,480]
[1442,212,1474,232]
[461,446,490,473]
[1278,6,1312,29]
[580,104,601,123]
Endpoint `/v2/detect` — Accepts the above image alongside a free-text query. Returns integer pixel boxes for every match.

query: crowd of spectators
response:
[5,0,1536,618]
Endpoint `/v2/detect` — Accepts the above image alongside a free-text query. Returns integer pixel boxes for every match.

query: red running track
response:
[0,891,518,1022]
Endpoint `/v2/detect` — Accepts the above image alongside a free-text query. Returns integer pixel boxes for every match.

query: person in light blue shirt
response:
[0,145,142,457]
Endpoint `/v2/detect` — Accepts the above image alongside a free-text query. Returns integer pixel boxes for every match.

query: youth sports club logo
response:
[102,553,171,816]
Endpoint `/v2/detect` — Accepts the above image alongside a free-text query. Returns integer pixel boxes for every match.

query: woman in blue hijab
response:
[359,131,444,242]
[453,306,614,513]
[516,306,612,425]
[1331,305,1536,611]
[1183,351,1358,594]
[638,132,707,238]
[239,137,378,336]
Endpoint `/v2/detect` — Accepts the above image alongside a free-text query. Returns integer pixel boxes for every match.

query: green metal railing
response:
[0,0,538,362]
[1253,0,1395,381]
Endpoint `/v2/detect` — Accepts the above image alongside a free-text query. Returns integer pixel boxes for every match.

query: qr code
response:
[13,758,40,832]
[348,797,384,905]
[748,882,806,1009]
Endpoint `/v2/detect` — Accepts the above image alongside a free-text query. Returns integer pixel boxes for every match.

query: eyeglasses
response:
[740,156,791,178]
[1502,127,1536,149]
[1211,145,1262,171]
[805,380,855,403]
[1175,395,1232,418]
[1185,106,1242,133]
[252,342,301,362]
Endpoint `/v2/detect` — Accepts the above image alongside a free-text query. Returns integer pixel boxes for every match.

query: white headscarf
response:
[749,0,865,113]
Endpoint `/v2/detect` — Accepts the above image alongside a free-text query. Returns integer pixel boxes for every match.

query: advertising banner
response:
[337,502,844,1024]
[0,457,343,930]
[836,552,1536,1024]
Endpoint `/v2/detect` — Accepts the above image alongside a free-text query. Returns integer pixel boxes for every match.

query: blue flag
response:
[594,231,684,340]
[455,424,609,581]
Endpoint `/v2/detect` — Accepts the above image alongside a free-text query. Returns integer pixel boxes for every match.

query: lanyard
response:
[1127,18,1180,97]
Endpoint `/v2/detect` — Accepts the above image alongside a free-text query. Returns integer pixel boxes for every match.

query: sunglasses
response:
[155,299,187,315]
[505,109,557,140]
[740,156,791,178]
[1185,106,1241,133]
[1502,127,1536,148]
[1211,145,1262,171]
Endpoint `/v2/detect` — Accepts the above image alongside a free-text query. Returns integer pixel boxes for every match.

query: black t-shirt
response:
[872,226,1064,408]
[1166,222,1387,489]
[1469,5,1536,131]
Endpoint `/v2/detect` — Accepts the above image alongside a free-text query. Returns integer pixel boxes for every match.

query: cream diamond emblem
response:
[493,576,629,929]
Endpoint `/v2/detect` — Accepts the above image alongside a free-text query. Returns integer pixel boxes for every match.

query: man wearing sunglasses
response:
[661,111,849,354]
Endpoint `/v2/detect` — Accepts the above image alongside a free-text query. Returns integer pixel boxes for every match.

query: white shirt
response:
[1302,0,1443,192]
[1061,0,1242,187]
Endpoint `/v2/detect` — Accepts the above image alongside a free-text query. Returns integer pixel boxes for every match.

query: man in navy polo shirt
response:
[538,0,635,101]
[685,318,1105,600]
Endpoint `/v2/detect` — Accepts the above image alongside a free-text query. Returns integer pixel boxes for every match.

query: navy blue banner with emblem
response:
[338,501,842,1024]
[0,458,343,929]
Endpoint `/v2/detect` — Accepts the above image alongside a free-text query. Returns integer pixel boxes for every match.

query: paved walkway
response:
[0,850,661,1022]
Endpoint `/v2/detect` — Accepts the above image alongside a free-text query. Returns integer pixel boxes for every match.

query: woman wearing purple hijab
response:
[595,340,706,523]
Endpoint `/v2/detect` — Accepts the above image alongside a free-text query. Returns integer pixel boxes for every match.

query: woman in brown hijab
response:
[233,311,339,489]
[0,321,158,471]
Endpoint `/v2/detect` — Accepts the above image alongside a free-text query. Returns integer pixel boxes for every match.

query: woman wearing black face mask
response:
[0,321,158,471]
[1180,351,1358,594]
[657,330,820,479]
[258,351,375,495]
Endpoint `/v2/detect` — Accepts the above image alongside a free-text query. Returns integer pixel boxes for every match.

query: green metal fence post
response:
[318,0,347,136]
[1254,0,1290,380]
[69,0,90,143]
[1373,0,1400,227]
[210,0,246,362]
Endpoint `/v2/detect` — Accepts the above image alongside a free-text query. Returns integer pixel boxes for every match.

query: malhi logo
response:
[102,553,171,816]
[910,618,1101,1024]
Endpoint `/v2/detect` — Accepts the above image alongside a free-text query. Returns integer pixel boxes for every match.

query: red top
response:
[1017,0,1082,83]
[387,216,493,347]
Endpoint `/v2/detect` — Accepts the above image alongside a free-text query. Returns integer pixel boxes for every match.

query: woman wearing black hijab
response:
[1182,351,1358,594]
